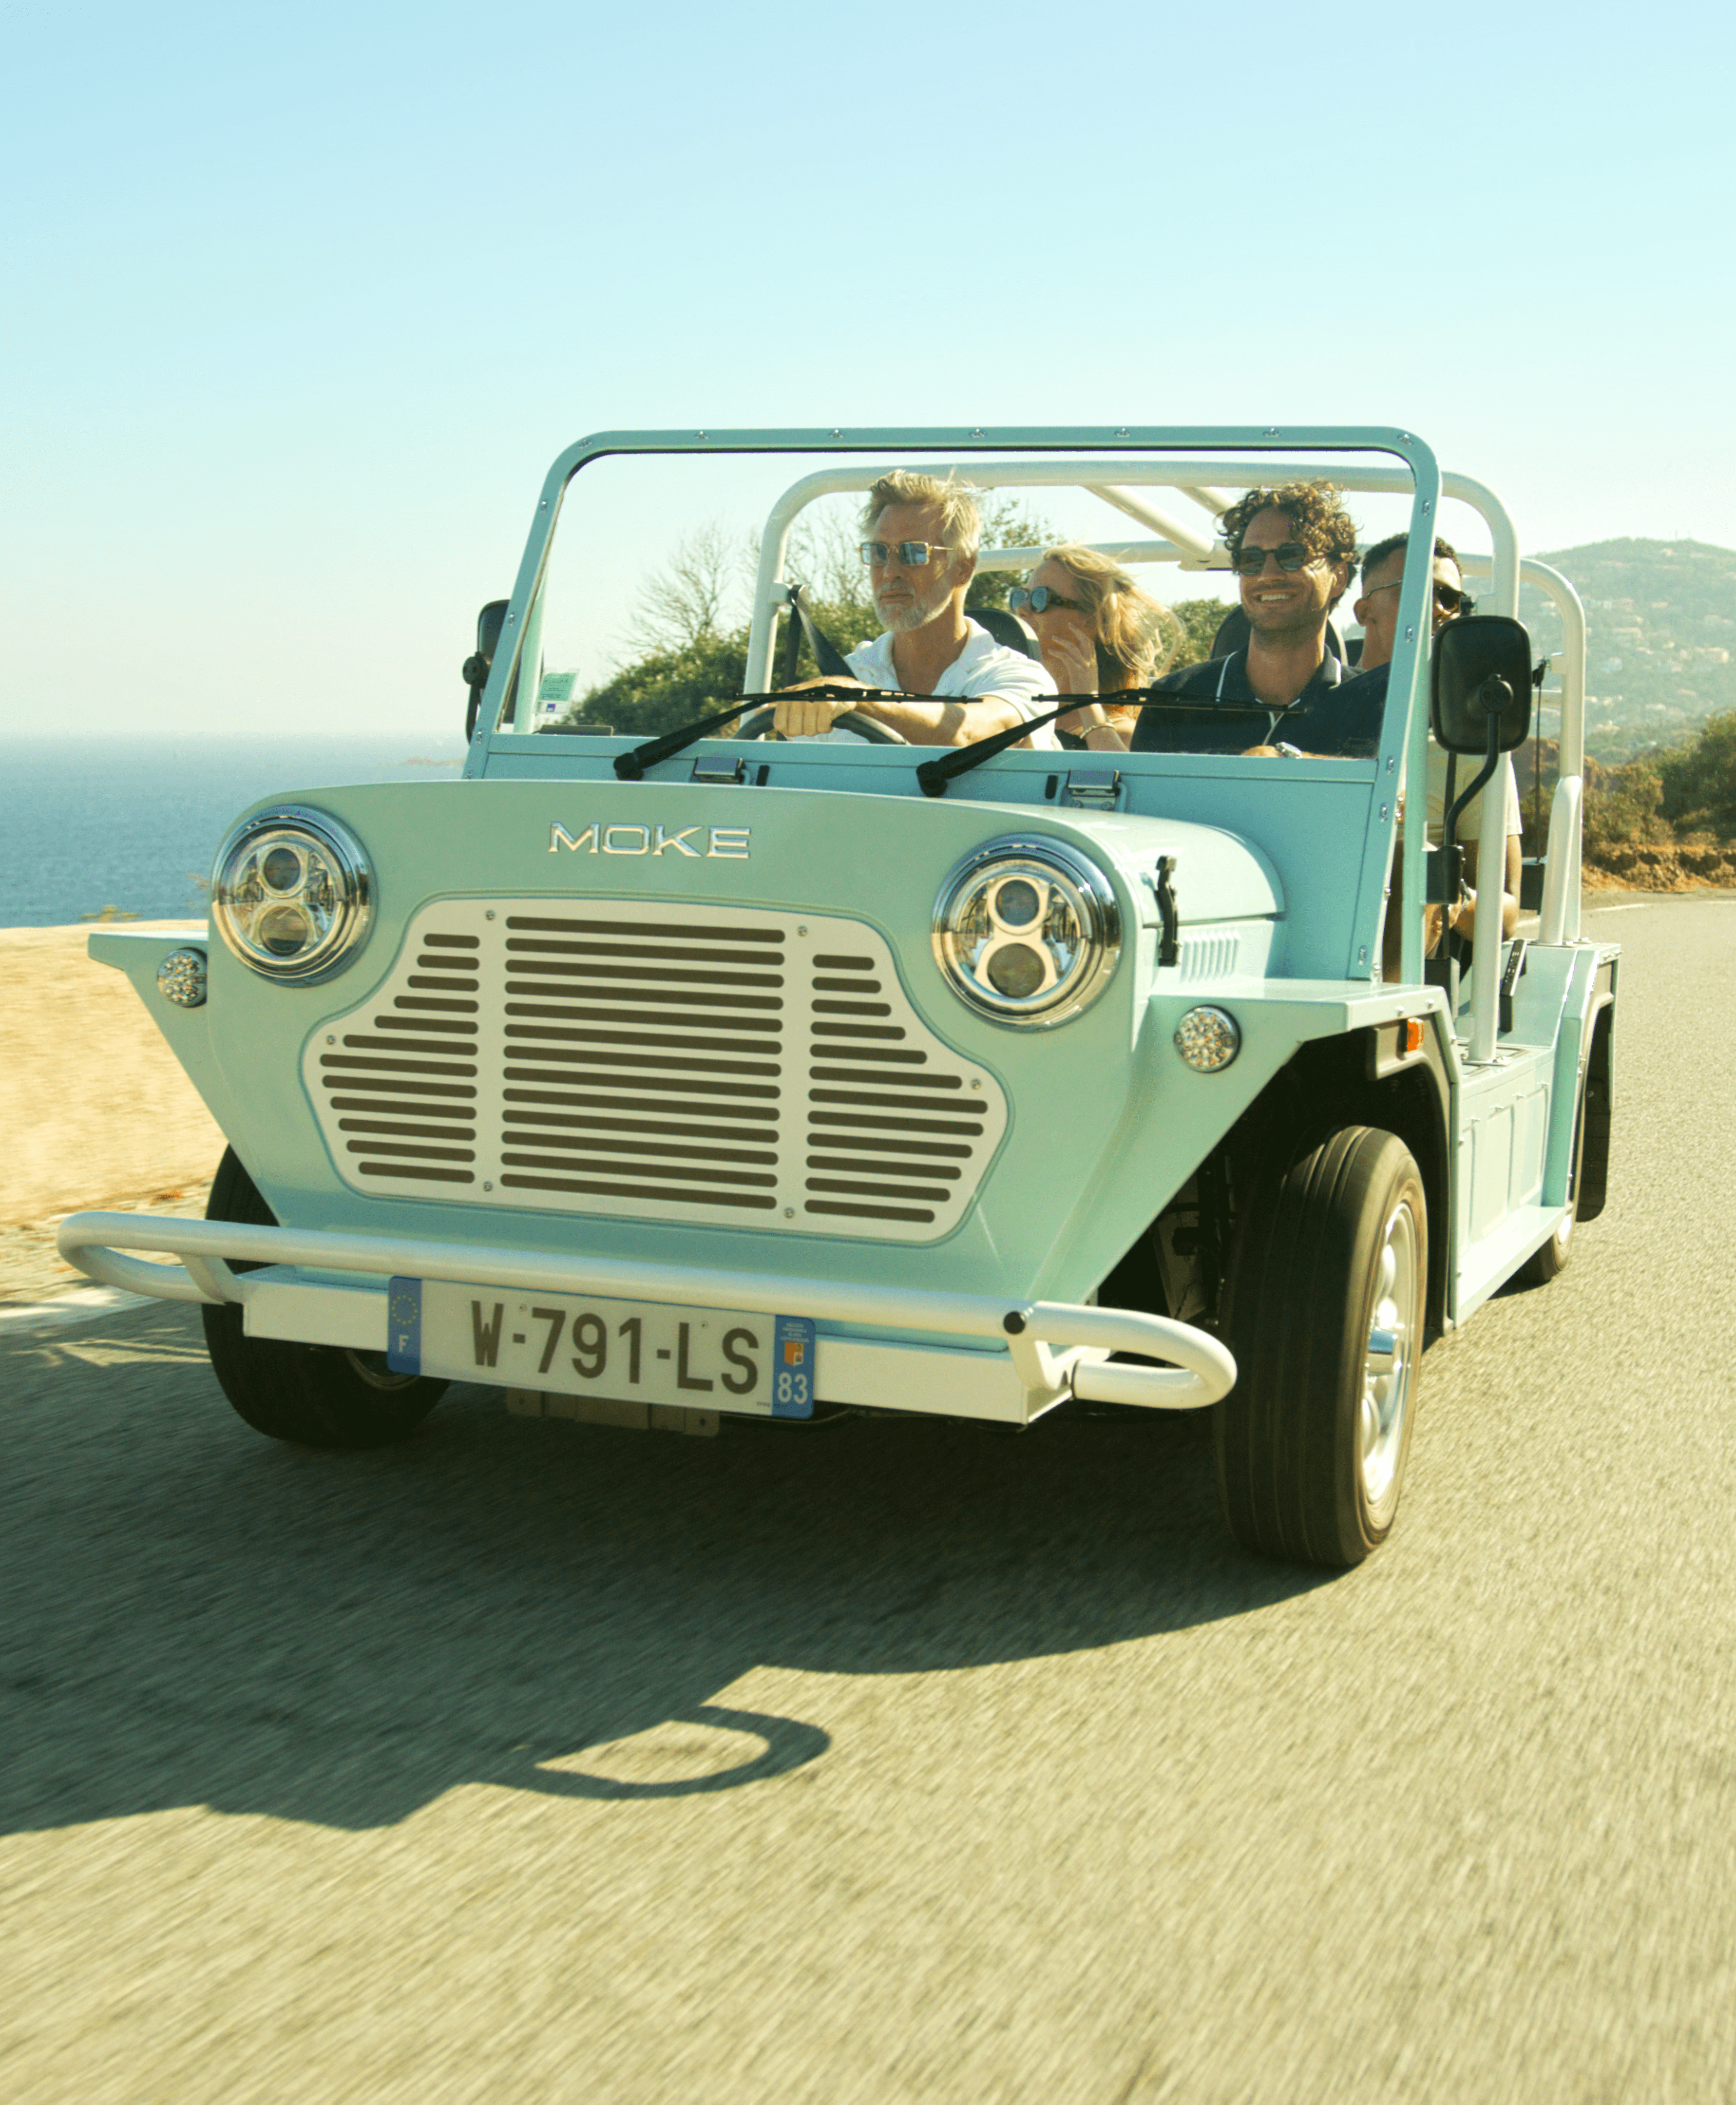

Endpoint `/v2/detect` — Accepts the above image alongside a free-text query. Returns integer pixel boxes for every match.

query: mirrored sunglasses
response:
[1008,585,1086,615]
[860,540,951,569]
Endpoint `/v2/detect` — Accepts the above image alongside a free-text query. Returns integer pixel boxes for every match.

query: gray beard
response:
[878,590,941,634]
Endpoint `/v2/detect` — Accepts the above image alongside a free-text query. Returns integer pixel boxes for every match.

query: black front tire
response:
[201,1149,446,1449]
[1216,1127,1428,1568]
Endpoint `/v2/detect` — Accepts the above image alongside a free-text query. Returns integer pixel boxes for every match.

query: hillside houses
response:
[1519,539,1736,760]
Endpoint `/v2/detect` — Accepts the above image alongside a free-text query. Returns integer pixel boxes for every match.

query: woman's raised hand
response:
[1036,613,1106,735]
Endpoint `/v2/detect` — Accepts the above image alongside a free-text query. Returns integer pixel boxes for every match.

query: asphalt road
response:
[4,896,1735,2105]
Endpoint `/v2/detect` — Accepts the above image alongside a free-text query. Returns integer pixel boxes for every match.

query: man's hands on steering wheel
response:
[736,700,909,744]
[757,677,910,744]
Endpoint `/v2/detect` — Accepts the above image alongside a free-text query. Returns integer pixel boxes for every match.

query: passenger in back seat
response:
[1357,532,1521,958]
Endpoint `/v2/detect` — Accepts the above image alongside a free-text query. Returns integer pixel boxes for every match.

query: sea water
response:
[0,738,464,927]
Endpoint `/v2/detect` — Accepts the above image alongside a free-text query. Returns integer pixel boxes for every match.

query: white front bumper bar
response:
[56,1211,1237,1424]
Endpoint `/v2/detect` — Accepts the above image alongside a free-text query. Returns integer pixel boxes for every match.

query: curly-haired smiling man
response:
[1132,480,1384,758]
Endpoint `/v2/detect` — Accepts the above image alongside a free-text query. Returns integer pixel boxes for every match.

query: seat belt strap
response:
[786,584,855,681]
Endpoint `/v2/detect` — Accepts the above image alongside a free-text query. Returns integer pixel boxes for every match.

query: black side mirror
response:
[1431,614,1533,755]
[463,600,510,741]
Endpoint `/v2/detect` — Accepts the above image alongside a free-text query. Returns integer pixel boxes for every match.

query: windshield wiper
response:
[613,685,902,781]
[914,691,1272,797]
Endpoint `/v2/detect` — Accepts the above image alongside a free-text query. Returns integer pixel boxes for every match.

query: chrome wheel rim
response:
[1358,1201,1420,1524]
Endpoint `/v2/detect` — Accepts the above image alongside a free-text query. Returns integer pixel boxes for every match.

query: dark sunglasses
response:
[860,539,951,569]
[1232,541,1314,576]
[1008,585,1086,615]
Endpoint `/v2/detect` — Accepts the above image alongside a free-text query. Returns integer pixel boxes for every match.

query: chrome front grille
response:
[498,913,786,1214]
[803,951,989,1226]
[305,901,1007,1242]
[318,932,481,1185]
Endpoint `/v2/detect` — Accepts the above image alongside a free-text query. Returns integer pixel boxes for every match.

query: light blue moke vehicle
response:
[63,428,1616,1568]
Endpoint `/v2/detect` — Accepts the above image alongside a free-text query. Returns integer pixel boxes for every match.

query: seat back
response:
[972,605,1040,659]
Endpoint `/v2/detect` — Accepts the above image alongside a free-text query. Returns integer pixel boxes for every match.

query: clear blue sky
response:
[4,0,1729,738]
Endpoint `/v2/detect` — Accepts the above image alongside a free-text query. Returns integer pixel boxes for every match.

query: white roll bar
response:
[743,457,1522,693]
[1455,554,1588,1000]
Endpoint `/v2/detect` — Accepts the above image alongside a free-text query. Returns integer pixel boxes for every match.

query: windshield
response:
[484,435,1475,770]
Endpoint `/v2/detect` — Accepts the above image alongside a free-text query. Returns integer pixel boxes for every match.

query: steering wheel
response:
[733,705,909,745]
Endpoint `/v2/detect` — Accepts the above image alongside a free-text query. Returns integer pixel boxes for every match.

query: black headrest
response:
[972,605,1040,659]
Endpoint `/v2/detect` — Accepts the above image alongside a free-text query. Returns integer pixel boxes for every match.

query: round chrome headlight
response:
[210,806,372,983]
[933,838,1120,1027]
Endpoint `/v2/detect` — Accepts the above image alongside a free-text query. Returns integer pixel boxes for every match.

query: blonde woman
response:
[1009,544,1180,752]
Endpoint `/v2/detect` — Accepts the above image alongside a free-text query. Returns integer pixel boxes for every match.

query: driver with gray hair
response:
[772,470,1058,746]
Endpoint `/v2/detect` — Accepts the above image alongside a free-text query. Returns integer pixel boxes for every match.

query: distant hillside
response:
[1520,537,1736,762]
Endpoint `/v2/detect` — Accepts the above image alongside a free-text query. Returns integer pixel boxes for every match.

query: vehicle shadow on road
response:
[1,1310,1330,1836]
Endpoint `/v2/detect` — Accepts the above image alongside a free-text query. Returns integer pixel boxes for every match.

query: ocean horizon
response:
[0,736,465,928]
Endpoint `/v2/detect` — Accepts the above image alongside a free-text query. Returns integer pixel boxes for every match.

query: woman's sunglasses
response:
[1009,585,1086,615]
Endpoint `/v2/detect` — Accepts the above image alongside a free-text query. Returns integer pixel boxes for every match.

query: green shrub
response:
[1582,757,1673,853]
[1658,709,1736,840]
[567,629,754,740]
[1168,597,1235,668]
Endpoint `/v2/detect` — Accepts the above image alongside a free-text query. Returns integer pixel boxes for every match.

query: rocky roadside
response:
[1584,845,1736,889]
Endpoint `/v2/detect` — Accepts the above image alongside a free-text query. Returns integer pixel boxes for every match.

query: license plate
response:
[384,1278,814,1418]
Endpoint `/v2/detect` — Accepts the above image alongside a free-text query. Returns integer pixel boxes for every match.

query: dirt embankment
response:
[1583,843,1736,890]
[2,924,225,1235]
[1516,740,1736,890]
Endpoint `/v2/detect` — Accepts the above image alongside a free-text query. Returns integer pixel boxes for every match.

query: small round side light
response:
[156,947,208,1009]
[1174,1005,1240,1072]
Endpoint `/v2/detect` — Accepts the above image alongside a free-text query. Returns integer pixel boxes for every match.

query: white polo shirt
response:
[847,620,1061,749]
[1397,743,1525,852]
[1424,745,1523,843]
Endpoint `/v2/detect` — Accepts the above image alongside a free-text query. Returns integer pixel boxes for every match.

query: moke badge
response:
[549,822,749,860]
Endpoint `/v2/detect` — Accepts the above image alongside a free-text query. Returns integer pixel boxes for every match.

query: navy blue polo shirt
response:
[1130,651,1388,759]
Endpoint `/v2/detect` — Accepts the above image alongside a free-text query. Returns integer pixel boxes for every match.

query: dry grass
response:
[0,1179,215,1304]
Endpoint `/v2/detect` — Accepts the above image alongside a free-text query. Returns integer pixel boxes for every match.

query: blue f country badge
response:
[386,1278,423,1375]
